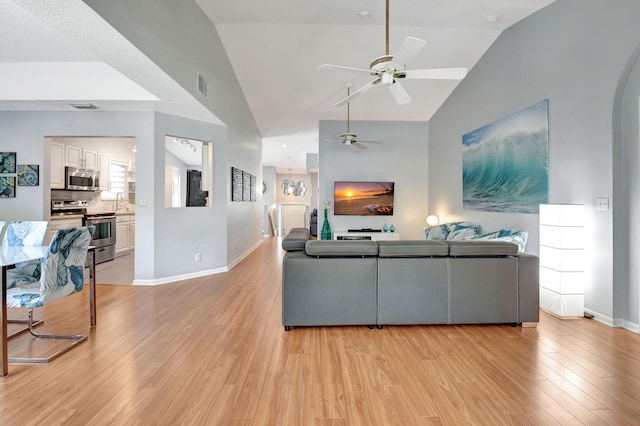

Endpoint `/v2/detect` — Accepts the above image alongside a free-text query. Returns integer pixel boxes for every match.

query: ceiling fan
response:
[319,0,468,107]
[323,85,382,150]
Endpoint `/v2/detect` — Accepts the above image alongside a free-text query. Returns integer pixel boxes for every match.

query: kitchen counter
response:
[50,213,84,220]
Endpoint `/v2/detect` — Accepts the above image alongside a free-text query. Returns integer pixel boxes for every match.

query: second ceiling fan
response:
[319,0,468,107]
[323,84,382,150]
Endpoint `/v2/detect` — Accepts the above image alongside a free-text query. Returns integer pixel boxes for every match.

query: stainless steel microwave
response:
[65,167,100,191]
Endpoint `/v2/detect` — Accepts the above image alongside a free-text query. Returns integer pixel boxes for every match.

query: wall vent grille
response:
[197,74,208,96]
[70,103,98,110]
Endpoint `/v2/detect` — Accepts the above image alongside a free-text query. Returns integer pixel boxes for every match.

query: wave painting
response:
[462,99,549,214]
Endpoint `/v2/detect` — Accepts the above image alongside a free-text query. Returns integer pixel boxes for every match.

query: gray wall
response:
[319,120,428,240]
[83,0,264,269]
[428,0,640,328]
[0,111,230,282]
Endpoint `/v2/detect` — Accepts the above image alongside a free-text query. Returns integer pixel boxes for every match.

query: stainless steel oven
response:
[84,213,116,264]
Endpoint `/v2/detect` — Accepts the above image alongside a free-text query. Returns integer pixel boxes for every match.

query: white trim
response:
[228,239,263,270]
[133,266,229,286]
[132,239,263,286]
[584,308,640,333]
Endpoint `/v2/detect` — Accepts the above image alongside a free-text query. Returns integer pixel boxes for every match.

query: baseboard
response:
[583,308,640,334]
[133,266,229,286]
[228,239,263,270]
[132,240,263,286]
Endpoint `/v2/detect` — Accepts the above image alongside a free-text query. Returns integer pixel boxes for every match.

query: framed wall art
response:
[231,167,243,201]
[242,171,251,202]
[462,99,549,214]
[0,152,16,174]
[0,176,16,198]
[17,164,39,186]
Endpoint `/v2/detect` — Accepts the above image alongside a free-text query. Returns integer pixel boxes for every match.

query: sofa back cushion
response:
[446,240,519,257]
[377,240,449,257]
[305,240,378,257]
[281,228,311,251]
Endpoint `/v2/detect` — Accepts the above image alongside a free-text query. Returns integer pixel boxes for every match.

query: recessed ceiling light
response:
[486,15,498,23]
[282,144,288,148]
[359,11,371,18]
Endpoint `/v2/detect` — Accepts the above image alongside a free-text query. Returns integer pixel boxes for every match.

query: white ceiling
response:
[1,0,555,173]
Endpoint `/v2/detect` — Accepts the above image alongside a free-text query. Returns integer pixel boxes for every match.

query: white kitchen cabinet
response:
[99,152,111,190]
[129,221,135,250]
[115,214,135,255]
[66,145,98,169]
[50,141,65,189]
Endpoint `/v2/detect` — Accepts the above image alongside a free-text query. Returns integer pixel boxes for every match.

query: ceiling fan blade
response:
[357,140,382,144]
[389,80,411,105]
[318,64,372,74]
[401,67,468,80]
[352,142,368,150]
[390,36,426,69]
[333,78,381,107]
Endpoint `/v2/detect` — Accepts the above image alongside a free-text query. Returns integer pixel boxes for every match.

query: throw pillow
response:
[469,229,513,241]
[446,222,481,240]
[493,230,529,253]
[424,222,480,240]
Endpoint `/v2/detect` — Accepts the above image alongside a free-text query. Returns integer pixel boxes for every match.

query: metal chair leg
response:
[7,318,44,339]
[9,309,87,363]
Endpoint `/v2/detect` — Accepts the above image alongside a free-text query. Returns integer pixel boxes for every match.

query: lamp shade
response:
[539,203,585,317]
[426,215,439,226]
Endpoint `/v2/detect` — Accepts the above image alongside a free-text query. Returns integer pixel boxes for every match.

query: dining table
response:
[0,246,96,377]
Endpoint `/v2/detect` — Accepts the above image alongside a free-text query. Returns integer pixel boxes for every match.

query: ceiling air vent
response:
[70,103,98,110]
[197,73,208,96]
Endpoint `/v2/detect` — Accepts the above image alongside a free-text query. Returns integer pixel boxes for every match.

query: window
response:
[103,161,127,200]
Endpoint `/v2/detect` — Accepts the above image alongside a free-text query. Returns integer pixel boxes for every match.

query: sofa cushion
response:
[424,222,480,241]
[377,240,449,257]
[281,228,311,251]
[446,240,519,257]
[305,240,378,257]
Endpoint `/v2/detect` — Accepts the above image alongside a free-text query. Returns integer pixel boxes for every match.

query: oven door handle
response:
[86,216,116,222]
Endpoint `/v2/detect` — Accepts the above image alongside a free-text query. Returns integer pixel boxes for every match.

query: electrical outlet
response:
[139,199,148,207]
[195,253,201,262]
[596,198,609,211]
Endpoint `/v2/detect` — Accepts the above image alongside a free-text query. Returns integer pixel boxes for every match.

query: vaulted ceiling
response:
[1,0,556,172]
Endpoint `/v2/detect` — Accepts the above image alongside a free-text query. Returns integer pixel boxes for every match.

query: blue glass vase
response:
[321,208,332,240]
[390,223,395,233]
[383,219,389,232]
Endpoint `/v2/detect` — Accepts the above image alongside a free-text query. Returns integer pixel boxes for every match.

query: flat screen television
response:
[334,181,394,216]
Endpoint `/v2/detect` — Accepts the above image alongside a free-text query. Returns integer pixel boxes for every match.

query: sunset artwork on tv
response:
[334,181,394,216]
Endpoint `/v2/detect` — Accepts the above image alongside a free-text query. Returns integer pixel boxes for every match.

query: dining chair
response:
[7,226,93,363]
[2,221,49,337]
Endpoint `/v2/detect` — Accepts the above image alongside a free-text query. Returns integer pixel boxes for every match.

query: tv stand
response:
[334,231,400,241]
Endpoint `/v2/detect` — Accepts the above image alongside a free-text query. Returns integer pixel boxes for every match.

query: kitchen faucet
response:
[116,192,124,212]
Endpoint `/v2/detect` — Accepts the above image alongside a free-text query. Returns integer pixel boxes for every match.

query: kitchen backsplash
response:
[51,189,134,213]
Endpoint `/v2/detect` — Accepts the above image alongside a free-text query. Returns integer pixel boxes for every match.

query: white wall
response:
[83,0,264,270]
[428,0,640,328]
[319,120,428,240]
[0,111,233,284]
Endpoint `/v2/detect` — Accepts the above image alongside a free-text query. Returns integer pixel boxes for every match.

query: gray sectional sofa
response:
[281,228,539,330]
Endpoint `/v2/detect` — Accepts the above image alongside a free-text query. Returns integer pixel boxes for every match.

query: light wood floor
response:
[2,237,640,425]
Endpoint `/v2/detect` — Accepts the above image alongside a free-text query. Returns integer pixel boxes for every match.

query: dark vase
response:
[321,208,332,240]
